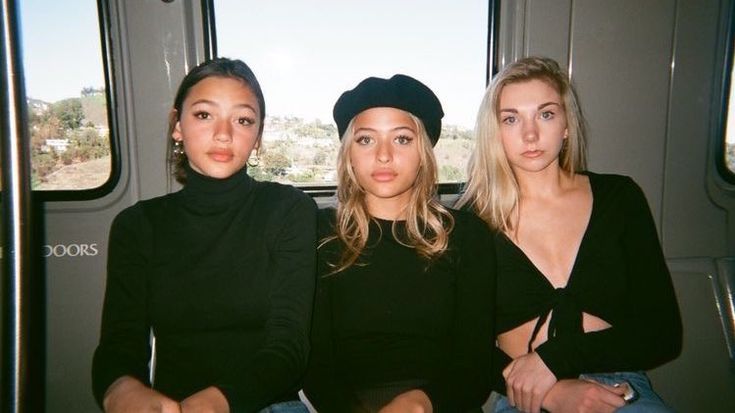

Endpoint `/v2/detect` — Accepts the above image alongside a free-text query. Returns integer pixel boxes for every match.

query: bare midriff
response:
[498,312,612,359]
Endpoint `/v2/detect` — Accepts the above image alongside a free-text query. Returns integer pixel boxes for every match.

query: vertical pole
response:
[0,0,34,411]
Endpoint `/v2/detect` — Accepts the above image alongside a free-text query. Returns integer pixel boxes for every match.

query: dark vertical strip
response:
[96,0,121,197]
[201,0,217,59]
[0,0,35,412]
[487,0,502,84]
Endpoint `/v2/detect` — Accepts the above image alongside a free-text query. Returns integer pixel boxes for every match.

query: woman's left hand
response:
[503,352,557,413]
[377,389,433,413]
[180,387,229,413]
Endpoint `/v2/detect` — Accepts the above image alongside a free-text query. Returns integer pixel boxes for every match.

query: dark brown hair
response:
[167,57,266,183]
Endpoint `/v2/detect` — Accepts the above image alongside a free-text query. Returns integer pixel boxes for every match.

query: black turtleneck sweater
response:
[92,167,317,413]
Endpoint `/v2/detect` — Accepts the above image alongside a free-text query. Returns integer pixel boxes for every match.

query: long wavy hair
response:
[166,57,266,184]
[325,112,454,273]
[455,56,587,233]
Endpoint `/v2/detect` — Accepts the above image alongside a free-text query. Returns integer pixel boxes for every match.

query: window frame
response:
[716,0,735,184]
[203,0,500,197]
[30,0,121,201]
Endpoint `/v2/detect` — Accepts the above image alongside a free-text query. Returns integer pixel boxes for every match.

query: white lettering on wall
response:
[41,243,99,258]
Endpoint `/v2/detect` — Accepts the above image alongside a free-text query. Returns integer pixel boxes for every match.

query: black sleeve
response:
[420,212,497,412]
[490,347,513,395]
[214,192,318,412]
[92,205,153,407]
[535,177,683,378]
[302,209,369,413]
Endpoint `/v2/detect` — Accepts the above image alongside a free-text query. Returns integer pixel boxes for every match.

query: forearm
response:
[491,347,513,394]
[535,321,680,379]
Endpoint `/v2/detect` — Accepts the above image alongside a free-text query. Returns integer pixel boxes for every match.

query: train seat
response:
[648,257,735,412]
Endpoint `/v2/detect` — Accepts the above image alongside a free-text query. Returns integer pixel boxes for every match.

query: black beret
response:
[333,74,444,146]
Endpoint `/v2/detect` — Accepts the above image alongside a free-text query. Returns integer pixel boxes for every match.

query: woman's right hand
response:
[103,376,181,413]
[541,379,627,413]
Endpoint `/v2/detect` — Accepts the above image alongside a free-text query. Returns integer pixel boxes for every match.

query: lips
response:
[522,150,543,158]
[208,149,234,162]
[371,169,398,182]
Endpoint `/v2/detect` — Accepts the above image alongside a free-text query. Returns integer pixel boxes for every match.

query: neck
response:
[365,193,410,221]
[514,163,575,199]
[180,164,252,213]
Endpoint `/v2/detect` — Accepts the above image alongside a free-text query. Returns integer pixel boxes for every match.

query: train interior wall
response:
[7,0,734,411]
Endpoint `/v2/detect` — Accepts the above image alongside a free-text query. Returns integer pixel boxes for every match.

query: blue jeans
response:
[493,372,674,413]
[257,400,310,413]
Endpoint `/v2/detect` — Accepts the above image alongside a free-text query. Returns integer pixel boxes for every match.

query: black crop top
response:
[492,172,682,390]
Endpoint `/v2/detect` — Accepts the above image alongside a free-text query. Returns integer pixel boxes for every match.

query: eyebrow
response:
[499,101,562,113]
[189,99,257,112]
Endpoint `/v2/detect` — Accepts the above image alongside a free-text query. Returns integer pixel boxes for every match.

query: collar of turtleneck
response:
[179,164,254,214]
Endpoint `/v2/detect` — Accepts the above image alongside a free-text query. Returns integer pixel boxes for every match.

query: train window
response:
[19,0,112,192]
[213,0,488,187]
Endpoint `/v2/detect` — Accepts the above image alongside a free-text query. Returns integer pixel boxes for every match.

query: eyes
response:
[501,110,557,125]
[192,110,256,127]
[355,134,414,146]
[193,111,210,120]
[237,116,256,126]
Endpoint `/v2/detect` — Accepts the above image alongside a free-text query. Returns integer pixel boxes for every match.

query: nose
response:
[376,140,392,164]
[213,119,233,143]
[521,118,538,143]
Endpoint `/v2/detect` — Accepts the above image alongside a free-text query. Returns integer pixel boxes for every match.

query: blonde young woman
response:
[303,75,496,413]
[457,56,682,413]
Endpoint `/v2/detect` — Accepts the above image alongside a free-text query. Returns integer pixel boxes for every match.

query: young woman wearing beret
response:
[303,74,497,413]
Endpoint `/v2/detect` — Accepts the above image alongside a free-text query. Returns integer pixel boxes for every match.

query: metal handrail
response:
[1,0,35,411]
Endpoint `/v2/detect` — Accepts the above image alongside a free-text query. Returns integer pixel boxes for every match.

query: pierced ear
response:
[172,120,183,140]
[169,109,181,139]
[563,128,569,139]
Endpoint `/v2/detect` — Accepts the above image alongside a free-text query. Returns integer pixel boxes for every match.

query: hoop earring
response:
[173,139,185,156]
[247,151,260,168]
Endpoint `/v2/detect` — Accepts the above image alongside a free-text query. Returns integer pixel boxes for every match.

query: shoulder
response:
[448,207,492,232]
[443,208,497,270]
[446,207,494,245]
[317,207,337,238]
[585,171,645,201]
[585,172,655,225]
[585,171,638,189]
[317,206,336,224]
[112,193,174,228]
[253,180,317,214]
[108,194,177,242]
[252,179,312,203]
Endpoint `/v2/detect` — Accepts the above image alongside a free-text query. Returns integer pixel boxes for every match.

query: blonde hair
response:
[456,56,587,232]
[325,112,454,273]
